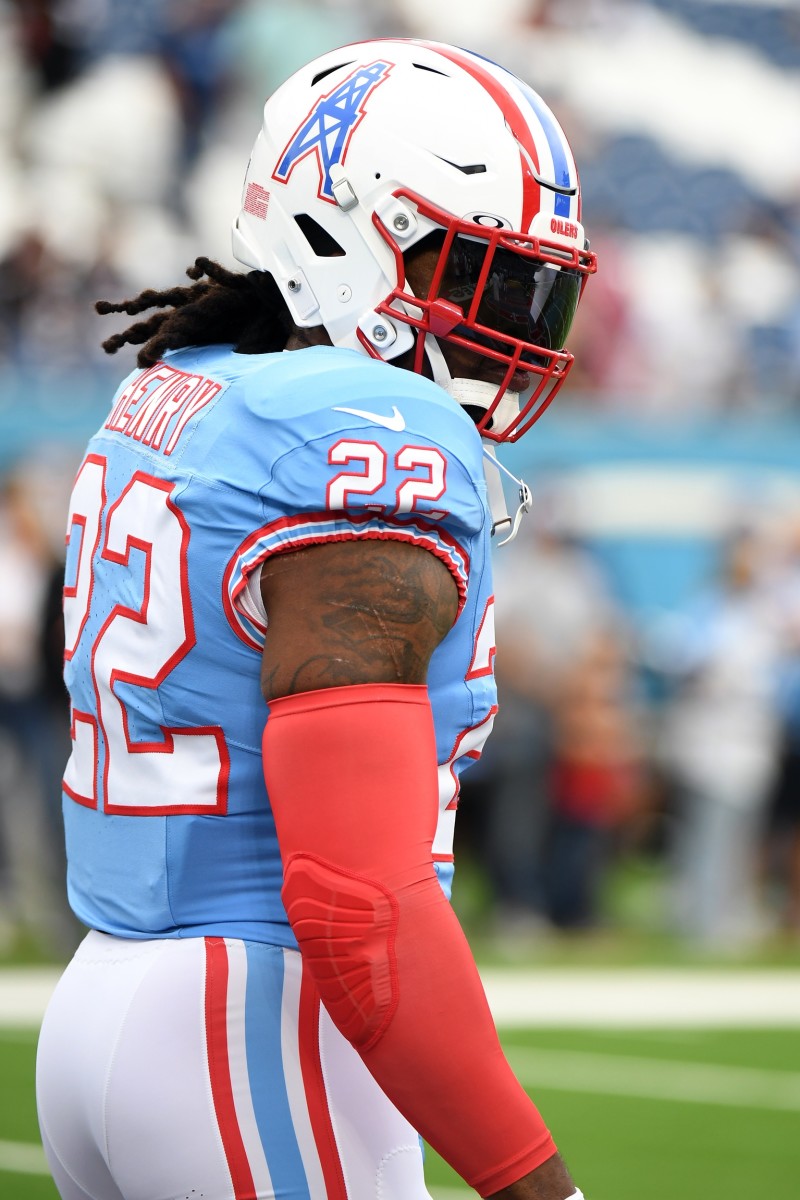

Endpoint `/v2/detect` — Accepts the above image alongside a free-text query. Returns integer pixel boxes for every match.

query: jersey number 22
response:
[62,454,229,816]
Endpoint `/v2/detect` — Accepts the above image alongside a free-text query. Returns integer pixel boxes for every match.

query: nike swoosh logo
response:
[332,405,406,432]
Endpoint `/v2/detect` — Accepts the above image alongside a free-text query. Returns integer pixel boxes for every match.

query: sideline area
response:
[3,965,800,1028]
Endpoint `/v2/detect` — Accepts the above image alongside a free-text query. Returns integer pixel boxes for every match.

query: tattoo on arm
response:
[260,540,459,700]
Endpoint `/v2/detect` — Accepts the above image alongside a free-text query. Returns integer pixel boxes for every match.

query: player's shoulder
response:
[264,346,484,463]
[164,344,475,432]
[158,343,485,483]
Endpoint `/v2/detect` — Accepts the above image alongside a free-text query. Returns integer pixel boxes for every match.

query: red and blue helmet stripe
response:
[418,42,581,229]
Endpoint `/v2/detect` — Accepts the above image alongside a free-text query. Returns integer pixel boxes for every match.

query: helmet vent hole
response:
[435,155,487,175]
[311,62,354,86]
[294,214,345,257]
[413,62,449,76]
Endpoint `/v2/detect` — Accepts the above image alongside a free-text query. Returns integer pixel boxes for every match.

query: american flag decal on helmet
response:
[273,61,393,203]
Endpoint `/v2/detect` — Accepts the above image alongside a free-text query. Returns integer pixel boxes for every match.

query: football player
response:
[36,39,596,1200]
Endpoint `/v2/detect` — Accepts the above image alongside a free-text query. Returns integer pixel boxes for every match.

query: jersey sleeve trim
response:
[223,512,470,651]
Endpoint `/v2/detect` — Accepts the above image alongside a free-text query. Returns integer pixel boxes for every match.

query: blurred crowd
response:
[0,0,798,409]
[1,0,800,958]
[457,505,800,953]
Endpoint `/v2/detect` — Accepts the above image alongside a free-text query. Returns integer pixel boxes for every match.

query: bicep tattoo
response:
[260,540,459,699]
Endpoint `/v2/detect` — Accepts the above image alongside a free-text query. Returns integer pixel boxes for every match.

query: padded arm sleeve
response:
[263,682,557,1197]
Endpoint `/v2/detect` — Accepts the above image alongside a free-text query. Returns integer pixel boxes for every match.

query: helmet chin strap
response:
[481,442,533,546]
[421,335,532,546]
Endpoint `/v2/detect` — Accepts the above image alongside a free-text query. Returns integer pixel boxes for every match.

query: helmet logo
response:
[465,212,512,230]
[273,61,393,204]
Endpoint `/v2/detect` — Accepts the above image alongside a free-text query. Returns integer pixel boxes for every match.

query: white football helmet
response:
[232,39,596,443]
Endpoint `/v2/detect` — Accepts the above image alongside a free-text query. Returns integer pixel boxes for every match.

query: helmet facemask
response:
[367,190,595,444]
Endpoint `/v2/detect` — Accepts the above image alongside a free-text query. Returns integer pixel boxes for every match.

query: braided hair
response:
[95,257,295,367]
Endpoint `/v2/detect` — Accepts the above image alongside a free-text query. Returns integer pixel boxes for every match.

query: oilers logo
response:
[273,61,393,203]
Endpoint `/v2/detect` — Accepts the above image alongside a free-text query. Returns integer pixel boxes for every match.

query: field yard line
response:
[0,973,59,1027]
[483,968,800,1027]
[4,966,800,1027]
[0,1139,49,1175]
[506,1045,800,1110]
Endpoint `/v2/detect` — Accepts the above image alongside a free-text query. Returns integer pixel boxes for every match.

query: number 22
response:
[326,441,448,520]
[63,454,229,815]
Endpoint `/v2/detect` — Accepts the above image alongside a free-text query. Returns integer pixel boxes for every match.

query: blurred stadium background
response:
[0,0,799,1196]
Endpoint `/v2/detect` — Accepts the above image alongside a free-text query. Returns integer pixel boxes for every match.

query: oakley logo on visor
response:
[274,61,393,203]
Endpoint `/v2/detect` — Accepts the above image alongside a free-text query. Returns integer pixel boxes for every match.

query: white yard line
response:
[0,1139,49,1175]
[506,1046,800,1110]
[0,969,60,1026]
[482,968,800,1028]
[4,966,800,1028]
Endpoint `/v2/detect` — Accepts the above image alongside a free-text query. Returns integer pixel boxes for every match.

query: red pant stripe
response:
[204,937,257,1200]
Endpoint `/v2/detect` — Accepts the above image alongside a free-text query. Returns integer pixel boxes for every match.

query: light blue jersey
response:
[62,344,497,943]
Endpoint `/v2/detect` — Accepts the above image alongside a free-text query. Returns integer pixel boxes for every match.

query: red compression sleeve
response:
[263,683,556,1197]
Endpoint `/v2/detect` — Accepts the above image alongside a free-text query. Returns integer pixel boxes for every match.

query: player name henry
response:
[104,361,222,456]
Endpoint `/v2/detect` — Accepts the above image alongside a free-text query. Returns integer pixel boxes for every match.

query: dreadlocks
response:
[95,257,294,367]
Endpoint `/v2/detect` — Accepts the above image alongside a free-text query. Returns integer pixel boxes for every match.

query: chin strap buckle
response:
[481,442,532,546]
[497,477,533,546]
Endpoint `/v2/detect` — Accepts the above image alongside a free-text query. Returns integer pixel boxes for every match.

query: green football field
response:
[3,1023,800,1199]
